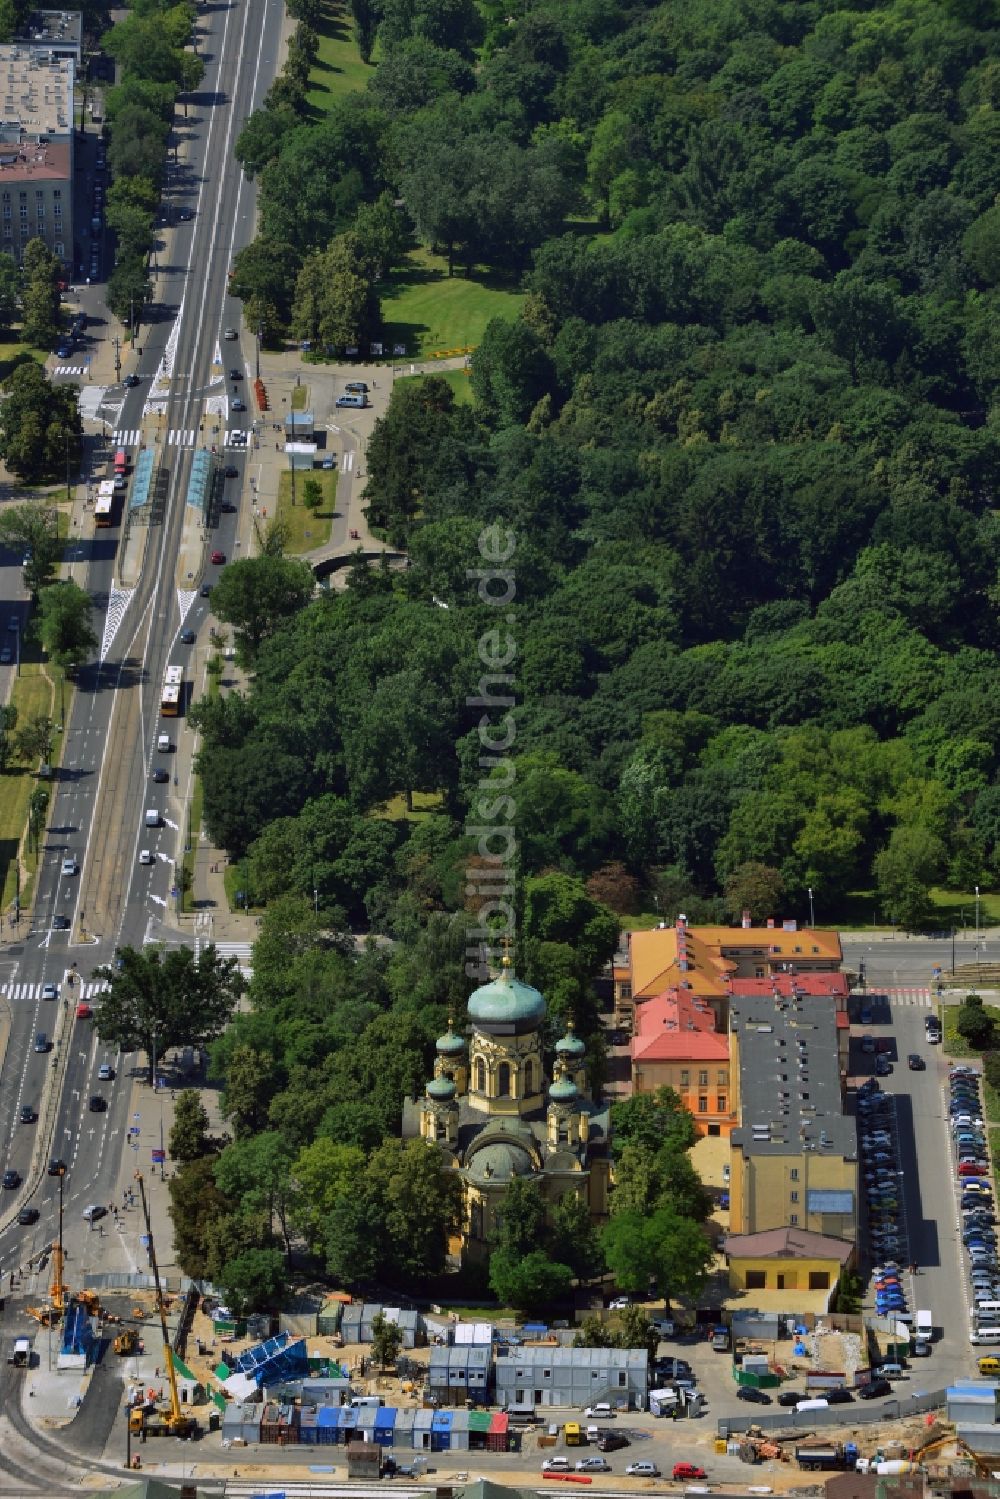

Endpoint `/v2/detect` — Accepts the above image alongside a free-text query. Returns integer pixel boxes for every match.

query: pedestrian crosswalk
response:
[110,428,249,451]
[52,364,87,376]
[0,979,110,1002]
[194,935,253,975]
[885,987,933,1005]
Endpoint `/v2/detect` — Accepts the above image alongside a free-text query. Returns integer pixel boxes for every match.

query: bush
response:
[957,995,997,1051]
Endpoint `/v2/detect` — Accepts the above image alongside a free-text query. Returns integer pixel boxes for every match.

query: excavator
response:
[127,1172,197,1440]
[26,1167,69,1326]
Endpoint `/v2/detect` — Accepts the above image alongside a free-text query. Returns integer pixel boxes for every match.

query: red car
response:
[673,1464,707,1481]
[959,1161,989,1176]
[75,1001,92,1019]
[210,550,225,565]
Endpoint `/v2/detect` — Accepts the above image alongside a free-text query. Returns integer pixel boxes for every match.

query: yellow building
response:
[402,958,612,1262]
[630,986,735,1137]
[723,1227,855,1298]
[728,988,857,1244]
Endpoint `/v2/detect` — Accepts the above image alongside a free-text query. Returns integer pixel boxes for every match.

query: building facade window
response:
[698,1096,708,1112]
[790,1168,799,1181]
[524,1059,533,1094]
[498,1062,511,1097]
[680,1070,689,1087]
[474,1057,485,1092]
[717,1095,726,1112]
[698,1070,708,1086]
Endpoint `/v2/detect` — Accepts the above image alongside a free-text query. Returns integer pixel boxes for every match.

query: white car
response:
[584,1404,615,1419]
[82,1204,106,1223]
[542,1459,571,1473]
[61,857,77,876]
[608,1297,631,1310]
[626,1462,660,1478]
[576,1458,611,1472]
[139,849,153,865]
[98,1063,114,1081]
[41,983,57,1000]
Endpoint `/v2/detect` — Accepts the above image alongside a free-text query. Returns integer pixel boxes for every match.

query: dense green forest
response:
[176,0,1000,1302]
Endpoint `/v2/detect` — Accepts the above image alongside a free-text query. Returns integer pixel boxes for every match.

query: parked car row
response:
[951,1066,998,1326]
[858,1080,909,1272]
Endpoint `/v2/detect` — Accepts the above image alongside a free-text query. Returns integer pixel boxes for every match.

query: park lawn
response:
[0,664,59,908]
[0,338,46,385]
[372,791,444,822]
[943,1001,1000,1058]
[985,1081,1000,1125]
[306,0,371,114]
[275,468,337,554]
[395,367,473,406]
[380,248,526,361]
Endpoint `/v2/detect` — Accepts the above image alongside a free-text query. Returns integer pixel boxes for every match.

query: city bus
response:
[94,480,115,527]
[160,664,183,717]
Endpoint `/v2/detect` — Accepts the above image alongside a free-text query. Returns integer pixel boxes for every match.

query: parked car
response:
[777,1390,802,1407]
[626,1463,661,1478]
[542,1459,571,1473]
[673,1465,707,1481]
[859,1379,893,1400]
[908,1054,926,1070]
[736,1387,772,1404]
[825,1388,854,1405]
[576,1459,611,1473]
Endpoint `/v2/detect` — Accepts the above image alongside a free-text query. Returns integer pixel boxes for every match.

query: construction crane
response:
[128,1172,197,1440]
[26,1164,68,1326]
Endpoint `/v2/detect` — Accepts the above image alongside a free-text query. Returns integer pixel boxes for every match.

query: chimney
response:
[741,909,751,929]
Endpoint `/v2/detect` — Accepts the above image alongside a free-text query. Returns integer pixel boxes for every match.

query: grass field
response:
[0,664,59,909]
[291,383,309,411]
[0,338,46,384]
[394,367,473,405]
[275,468,337,553]
[372,790,444,822]
[306,0,371,115]
[380,248,525,361]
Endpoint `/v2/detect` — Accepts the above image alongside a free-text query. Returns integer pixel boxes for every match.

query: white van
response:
[974,1302,1000,1319]
[970,1327,1000,1344]
[796,1398,829,1412]
[351,1396,383,1409]
[144,808,160,827]
[156,733,171,752]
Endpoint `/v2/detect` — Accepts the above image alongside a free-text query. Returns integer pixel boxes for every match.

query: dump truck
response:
[114,1328,138,1356]
[796,1442,858,1471]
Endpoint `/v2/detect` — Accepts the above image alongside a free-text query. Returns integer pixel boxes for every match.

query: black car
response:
[200,583,212,598]
[88,1094,106,1112]
[19,1104,34,1124]
[180,628,196,644]
[229,368,242,380]
[597,1434,630,1453]
[123,373,141,388]
[875,1056,892,1076]
[777,1390,801,1407]
[736,1387,772,1404]
[907,1054,925,1070]
[224,464,239,478]
[47,1158,65,1176]
[2,1169,20,1188]
[859,1378,892,1400]
[825,1387,854,1404]
[17,1206,38,1225]
[152,767,169,783]
[220,500,237,513]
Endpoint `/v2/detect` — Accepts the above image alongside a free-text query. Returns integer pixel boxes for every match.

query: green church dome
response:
[468,956,546,1035]
[426,1074,456,1101]
[436,1024,466,1056]
[556,1020,586,1057]
[549,1074,579,1103]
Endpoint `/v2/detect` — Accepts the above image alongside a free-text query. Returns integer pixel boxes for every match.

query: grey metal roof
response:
[729,992,855,1158]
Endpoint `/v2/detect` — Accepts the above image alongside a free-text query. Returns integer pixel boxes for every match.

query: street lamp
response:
[313,887,319,916]
[808,886,815,928]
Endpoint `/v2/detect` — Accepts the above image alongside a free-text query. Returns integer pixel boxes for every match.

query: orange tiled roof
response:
[696,925,843,961]
[632,987,729,1063]
[727,973,849,998]
[628,927,731,1001]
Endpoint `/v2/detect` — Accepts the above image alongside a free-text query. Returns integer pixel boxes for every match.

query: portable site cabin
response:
[316,1406,341,1445]
[392,1406,416,1450]
[356,1406,379,1443]
[413,1407,435,1450]
[374,1407,397,1447]
[432,1410,454,1451]
[429,1345,493,1404]
[449,1409,471,1452]
[222,1401,262,1445]
[342,1303,363,1343]
[301,1377,350,1406]
[338,1405,360,1444]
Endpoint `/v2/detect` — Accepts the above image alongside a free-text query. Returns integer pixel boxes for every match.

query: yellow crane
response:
[26,1162,68,1325]
[127,1172,197,1440]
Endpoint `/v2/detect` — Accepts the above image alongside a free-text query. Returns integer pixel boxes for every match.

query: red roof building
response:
[631,987,735,1136]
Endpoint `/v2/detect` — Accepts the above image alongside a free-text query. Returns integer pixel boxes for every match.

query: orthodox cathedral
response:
[402,955,612,1261]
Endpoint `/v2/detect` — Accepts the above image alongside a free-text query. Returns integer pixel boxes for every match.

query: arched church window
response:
[474,1057,485,1092]
[498,1061,511,1097]
[524,1059,534,1094]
